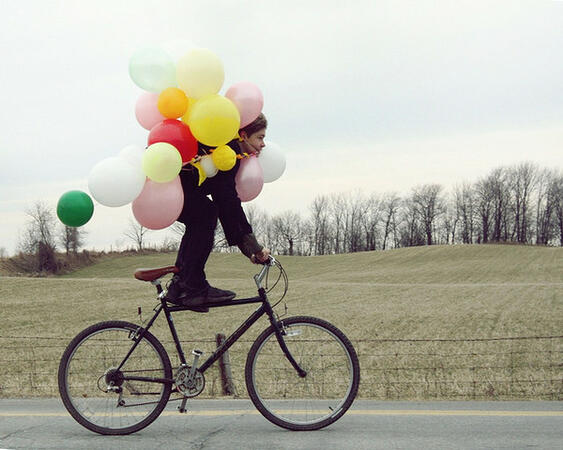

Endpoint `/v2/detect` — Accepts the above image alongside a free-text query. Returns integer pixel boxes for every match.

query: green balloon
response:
[57,190,94,227]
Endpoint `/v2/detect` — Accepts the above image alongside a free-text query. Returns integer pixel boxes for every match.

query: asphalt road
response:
[1,399,562,449]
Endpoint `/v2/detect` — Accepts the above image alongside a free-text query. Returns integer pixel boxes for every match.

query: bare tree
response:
[309,195,332,255]
[17,201,58,272]
[535,168,558,245]
[489,168,511,242]
[361,193,382,251]
[59,225,86,255]
[124,219,150,251]
[454,183,475,244]
[553,173,563,246]
[271,211,303,256]
[399,196,424,247]
[18,201,57,254]
[381,192,401,250]
[441,199,457,245]
[508,162,537,243]
[329,193,348,254]
[475,176,493,243]
[345,192,366,253]
[411,184,445,245]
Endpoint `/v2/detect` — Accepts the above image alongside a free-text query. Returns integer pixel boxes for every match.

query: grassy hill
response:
[1,244,561,399]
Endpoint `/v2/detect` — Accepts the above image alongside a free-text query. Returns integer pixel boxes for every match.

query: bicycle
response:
[58,257,360,435]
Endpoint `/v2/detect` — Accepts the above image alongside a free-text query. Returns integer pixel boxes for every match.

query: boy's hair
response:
[240,113,267,136]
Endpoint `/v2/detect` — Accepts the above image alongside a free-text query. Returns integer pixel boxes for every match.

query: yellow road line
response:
[1,410,561,417]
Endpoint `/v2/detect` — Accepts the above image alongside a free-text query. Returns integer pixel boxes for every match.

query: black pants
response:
[175,170,218,290]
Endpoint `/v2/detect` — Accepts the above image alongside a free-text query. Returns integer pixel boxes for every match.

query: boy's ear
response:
[239,130,248,140]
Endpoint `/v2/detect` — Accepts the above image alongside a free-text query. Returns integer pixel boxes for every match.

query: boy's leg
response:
[178,195,218,291]
[169,170,234,304]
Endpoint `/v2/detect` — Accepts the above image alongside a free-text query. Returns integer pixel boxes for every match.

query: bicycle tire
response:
[58,320,172,435]
[245,316,360,431]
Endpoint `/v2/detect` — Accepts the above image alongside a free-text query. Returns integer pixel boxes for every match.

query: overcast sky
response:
[1,0,562,255]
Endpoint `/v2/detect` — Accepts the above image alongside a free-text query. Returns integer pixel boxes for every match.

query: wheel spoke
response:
[58,321,172,435]
[246,316,359,430]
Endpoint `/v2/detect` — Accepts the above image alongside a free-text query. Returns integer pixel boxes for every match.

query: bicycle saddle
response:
[134,266,179,282]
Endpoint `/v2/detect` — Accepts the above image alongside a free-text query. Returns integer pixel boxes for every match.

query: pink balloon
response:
[132,177,184,229]
[235,155,264,202]
[135,92,166,130]
[225,81,264,128]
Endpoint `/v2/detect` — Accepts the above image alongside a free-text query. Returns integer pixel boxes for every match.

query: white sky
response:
[1,0,562,255]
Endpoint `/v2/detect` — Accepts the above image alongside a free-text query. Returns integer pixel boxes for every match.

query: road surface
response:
[0,399,561,449]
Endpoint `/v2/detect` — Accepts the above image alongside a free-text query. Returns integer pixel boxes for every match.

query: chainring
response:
[175,365,205,398]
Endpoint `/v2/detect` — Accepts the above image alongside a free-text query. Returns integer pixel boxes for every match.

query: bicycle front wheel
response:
[58,320,172,435]
[245,316,360,431]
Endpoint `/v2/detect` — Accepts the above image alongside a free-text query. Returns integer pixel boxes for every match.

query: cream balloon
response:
[258,140,286,182]
[176,48,224,99]
[200,154,218,178]
[88,157,146,207]
[142,142,182,183]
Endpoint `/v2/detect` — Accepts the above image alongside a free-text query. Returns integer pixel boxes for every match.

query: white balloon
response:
[88,157,146,207]
[258,140,286,183]
[118,144,145,169]
[200,154,218,177]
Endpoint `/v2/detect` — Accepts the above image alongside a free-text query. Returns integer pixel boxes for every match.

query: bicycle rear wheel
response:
[245,316,360,431]
[58,320,172,435]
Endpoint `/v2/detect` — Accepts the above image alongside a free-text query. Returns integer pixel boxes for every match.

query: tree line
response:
[215,162,563,255]
[7,161,562,274]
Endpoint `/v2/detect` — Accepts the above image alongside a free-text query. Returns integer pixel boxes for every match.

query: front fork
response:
[264,297,307,378]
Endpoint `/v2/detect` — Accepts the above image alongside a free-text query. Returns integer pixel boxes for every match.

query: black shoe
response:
[179,285,236,312]
[164,276,189,304]
[166,278,236,311]
[165,281,209,312]
[205,286,236,303]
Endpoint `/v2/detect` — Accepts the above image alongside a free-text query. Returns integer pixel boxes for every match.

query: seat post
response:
[151,279,164,295]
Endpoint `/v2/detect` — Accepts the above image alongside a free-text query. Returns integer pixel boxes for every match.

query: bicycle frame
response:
[115,261,305,391]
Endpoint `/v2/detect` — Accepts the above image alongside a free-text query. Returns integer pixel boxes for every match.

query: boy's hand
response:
[251,248,271,264]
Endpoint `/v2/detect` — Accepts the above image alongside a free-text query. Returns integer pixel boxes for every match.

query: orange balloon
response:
[158,87,189,119]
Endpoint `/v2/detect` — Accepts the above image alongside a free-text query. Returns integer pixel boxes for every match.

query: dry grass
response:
[1,244,562,399]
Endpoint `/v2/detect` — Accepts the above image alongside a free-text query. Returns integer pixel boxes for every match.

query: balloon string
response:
[185,150,251,166]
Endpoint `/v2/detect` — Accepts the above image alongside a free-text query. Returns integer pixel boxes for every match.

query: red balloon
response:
[148,119,198,163]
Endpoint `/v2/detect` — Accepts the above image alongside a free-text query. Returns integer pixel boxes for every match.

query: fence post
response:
[215,333,236,396]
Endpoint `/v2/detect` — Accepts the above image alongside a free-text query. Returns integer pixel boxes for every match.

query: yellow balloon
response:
[142,142,182,183]
[176,48,224,99]
[180,97,196,125]
[212,145,237,171]
[158,87,188,119]
[188,95,240,147]
[191,160,207,186]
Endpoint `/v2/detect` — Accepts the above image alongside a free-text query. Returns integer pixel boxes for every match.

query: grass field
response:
[1,244,562,400]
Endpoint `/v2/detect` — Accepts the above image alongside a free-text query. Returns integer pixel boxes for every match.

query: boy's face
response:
[241,128,266,154]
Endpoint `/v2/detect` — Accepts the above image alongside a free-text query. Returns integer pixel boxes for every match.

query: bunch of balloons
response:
[57,44,286,230]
